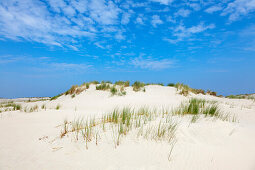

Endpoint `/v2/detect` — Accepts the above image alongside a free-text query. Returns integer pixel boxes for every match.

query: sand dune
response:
[0,84,255,170]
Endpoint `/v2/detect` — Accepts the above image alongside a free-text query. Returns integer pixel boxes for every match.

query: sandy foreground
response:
[0,85,255,170]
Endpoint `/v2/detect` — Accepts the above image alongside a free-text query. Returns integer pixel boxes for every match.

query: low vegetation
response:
[173,98,235,122]
[56,104,61,110]
[60,107,177,150]
[167,83,175,87]
[0,101,22,112]
[115,81,130,87]
[174,83,217,97]
[96,83,111,90]
[146,83,164,86]
[132,81,145,92]
[226,94,255,101]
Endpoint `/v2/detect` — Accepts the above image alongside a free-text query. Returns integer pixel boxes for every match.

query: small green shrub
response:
[132,81,145,92]
[85,83,90,89]
[90,81,99,84]
[207,90,217,96]
[51,93,62,100]
[41,104,46,110]
[192,89,205,95]
[96,83,110,90]
[115,81,130,87]
[110,86,118,95]
[56,104,61,110]
[146,83,164,86]
[173,98,220,117]
[167,83,175,87]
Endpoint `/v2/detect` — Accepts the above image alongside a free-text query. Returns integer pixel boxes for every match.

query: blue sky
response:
[0,0,255,98]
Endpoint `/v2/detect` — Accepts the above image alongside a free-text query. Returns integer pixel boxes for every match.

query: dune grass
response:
[0,102,22,112]
[132,81,145,92]
[60,107,177,149]
[167,83,175,87]
[96,83,111,91]
[41,104,46,110]
[146,83,164,86]
[173,98,220,116]
[56,104,61,110]
[174,83,207,96]
[172,98,236,122]
[115,81,130,87]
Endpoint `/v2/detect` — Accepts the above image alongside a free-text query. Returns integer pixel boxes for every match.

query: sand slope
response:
[0,85,255,170]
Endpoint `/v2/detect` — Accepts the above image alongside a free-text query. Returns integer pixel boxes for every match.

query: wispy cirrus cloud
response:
[165,22,215,43]
[174,8,191,17]
[131,56,175,70]
[150,0,174,5]
[222,0,255,22]
[205,5,222,14]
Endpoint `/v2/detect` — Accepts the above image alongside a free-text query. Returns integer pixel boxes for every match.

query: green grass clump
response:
[50,93,62,100]
[174,83,207,96]
[82,82,90,89]
[56,104,61,110]
[206,90,217,96]
[173,98,220,117]
[90,81,99,84]
[65,85,85,95]
[167,83,175,87]
[0,102,22,111]
[132,81,145,92]
[146,83,164,86]
[85,83,90,89]
[41,104,46,110]
[65,85,78,95]
[96,83,110,90]
[115,81,130,87]
[119,86,126,96]
[110,86,118,95]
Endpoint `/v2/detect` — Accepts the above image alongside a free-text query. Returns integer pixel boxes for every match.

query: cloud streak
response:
[131,56,175,70]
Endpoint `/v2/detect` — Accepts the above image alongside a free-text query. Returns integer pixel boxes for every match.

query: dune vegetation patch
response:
[132,81,146,92]
[173,98,237,122]
[50,80,221,100]
[60,107,177,151]
[114,80,130,87]
[226,94,255,101]
[96,82,127,96]
[174,83,217,97]
[0,101,22,112]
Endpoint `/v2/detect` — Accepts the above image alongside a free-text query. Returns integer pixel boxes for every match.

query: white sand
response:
[0,85,255,170]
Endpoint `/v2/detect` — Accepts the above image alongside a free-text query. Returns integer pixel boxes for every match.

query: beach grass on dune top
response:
[115,80,130,87]
[173,98,224,118]
[132,81,145,92]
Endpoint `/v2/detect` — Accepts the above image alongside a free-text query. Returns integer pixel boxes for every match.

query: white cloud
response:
[131,56,175,70]
[51,63,92,71]
[205,5,222,14]
[121,11,131,25]
[151,0,174,5]
[0,0,121,48]
[89,0,121,25]
[151,15,163,27]
[166,22,215,43]
[174,8,191,17]
[222,0,255,21]
[136,15,144,25]
[115,31,125,41]
[188,3,201,11]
